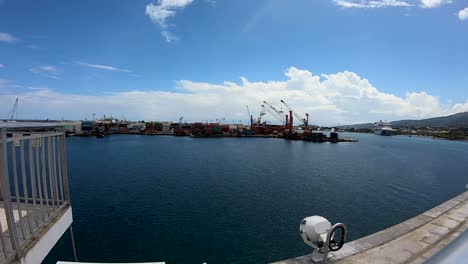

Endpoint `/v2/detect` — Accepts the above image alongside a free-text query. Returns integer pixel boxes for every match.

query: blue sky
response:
[0,0,467,125]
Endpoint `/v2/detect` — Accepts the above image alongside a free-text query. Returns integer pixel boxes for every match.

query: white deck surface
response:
[0,202,71,264]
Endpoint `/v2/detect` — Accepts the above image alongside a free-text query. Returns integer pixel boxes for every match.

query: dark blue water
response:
[44,134,468,264]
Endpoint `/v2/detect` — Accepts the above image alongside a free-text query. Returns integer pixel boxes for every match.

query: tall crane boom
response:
[280,99,310,130]
[263,101,288,124]
[261,104,284,124]
[263,101,284,116]
[280,100,305,123]
[246,105,253,126]
[7,98,18,120]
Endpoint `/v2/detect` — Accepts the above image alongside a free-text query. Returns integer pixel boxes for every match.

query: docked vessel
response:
[374,120,393,136]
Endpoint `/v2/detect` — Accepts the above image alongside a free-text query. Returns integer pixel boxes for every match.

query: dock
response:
[272,190,468,264]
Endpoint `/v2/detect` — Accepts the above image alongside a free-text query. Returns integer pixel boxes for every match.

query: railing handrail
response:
[4,132,63,142]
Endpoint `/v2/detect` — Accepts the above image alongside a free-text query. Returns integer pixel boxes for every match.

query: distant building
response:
[64,121,82,134]
[81,121,94,132]
[127,122,146,132]
[162,122,172,133]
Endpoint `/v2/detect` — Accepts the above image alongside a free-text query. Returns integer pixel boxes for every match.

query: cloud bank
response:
[1,67,467,125]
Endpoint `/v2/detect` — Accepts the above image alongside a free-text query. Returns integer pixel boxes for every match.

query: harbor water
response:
[44,133,468,264]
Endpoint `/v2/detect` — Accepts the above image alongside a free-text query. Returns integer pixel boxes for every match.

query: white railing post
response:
[61,134,71,202]
[0,129,22,258]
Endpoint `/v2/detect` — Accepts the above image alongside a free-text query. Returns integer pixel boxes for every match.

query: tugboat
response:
[373,120,394,136]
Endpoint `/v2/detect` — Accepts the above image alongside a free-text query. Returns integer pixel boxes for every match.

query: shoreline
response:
[342,131,468,142]
[71,132,359,143]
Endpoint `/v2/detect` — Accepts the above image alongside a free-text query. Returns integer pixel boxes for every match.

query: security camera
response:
[300,216,347,263]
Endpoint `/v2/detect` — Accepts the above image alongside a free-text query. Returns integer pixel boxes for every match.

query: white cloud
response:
[0,64,4,69]
[145,0,194,42]
[334,0,454,9]
[334,0,413,8]
[420,0,452,8]
[1,67,466,125]
[161,30,178,42]
[77,62,131,73]
[0,32,18,43]
[29,65,62,79]
[458,7,468,21]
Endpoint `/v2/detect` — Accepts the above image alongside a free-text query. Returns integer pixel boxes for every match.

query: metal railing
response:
[0,129,70,263]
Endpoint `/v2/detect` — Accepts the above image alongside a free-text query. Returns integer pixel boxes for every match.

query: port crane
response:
[246,105,252,126]
[257,110,266,125]
[262,101,285,124]
[261,104,285,125]
[246,105,266,126]
[7,98,19,120]
[280,99,309,130]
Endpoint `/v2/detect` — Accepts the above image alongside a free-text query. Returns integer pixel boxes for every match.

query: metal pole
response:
[69,225,78,262]
[29,140,39,228]
[0,143,10,257]
[11,138,26,239]
[0,129,22,257]
[61,134,70,202]
[35,145,46,222]
[47,137,56,208]
[56,136,64,202]
[52,136,60,207]
[41,137,50,217]
[20,140,33,234]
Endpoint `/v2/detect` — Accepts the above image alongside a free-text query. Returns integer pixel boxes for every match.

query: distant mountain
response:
[392,112,468,128]
[341,112,468,129]
[340,123,374,129]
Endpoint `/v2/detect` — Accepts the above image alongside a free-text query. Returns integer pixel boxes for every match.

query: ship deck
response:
[0,201,69,263]
[272,191,468,264]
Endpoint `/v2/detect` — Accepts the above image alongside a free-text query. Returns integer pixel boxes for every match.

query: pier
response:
[272,190,468,264]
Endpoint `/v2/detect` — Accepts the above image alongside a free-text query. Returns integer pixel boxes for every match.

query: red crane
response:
[280,99,309,131]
